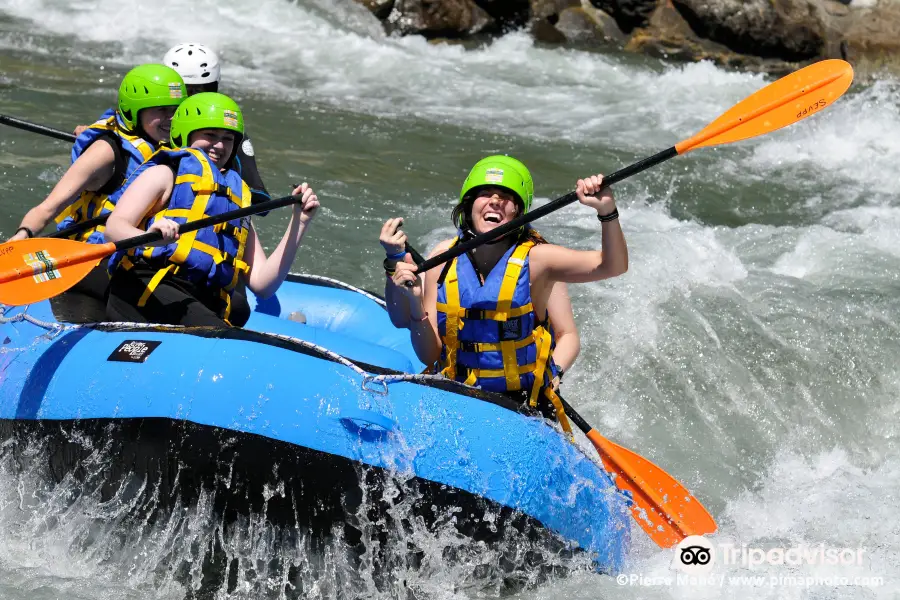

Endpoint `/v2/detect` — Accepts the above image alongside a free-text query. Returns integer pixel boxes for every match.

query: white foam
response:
[0,0,768,150]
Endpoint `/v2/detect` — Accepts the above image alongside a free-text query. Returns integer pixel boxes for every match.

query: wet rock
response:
[357,0,396,20]
[840,1,900,70]
[531,0,581,20]
[555,3,629,44]
[587,0,661,32]
[670,0,826,61]
[355,0,900,78]
[627,0,803,71]
[477,0,532,30]
[384,0,494,37]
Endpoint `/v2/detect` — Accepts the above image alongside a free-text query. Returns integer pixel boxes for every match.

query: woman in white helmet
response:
[162,43,270,208]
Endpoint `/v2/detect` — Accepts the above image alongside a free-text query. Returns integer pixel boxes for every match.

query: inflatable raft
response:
[0,274,631,572]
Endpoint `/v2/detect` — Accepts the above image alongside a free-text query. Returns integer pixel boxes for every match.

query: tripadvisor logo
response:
[671,535,715,575]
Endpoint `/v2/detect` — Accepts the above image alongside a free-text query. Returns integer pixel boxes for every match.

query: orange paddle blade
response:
[587,430,717,548]
[676,59,854,154]
[0,238,115,305]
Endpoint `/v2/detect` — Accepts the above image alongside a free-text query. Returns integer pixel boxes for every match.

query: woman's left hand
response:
[576,174,616,217]
[292,182,320,224]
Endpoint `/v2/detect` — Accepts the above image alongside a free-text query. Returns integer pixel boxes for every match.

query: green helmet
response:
[117,64,186,132]
[458,155,534,227]
[169,92,244,149]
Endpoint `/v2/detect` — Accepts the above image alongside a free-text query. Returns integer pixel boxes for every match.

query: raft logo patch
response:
[24,250,61,283]
[484,168,504,184]
[168,83,183,98]
[223,109,238,128]
[108,340,161,363]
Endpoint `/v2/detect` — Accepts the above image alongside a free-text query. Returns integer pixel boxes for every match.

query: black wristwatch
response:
[15,226,34,238]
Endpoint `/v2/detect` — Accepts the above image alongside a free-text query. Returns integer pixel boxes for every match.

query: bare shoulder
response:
[528,241,566,261]
[427,237,457,258]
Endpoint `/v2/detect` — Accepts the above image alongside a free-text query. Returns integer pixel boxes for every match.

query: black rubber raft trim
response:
[0,417,573,563]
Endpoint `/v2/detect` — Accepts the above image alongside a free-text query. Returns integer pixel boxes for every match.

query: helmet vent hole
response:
[171,61,179,67]
[143,85,149,94]
[201,72,209,78]
[200,62,207,68]
[187,50,193,55]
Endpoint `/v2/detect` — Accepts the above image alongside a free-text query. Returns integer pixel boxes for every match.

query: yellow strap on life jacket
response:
[461,362,537,379]
[528,324,554,408]
[226,184,253,294]
[543,386,573,439]
[440,257,462,381]
[138,264,178,307]
[434,302,534,320]
[459,335,535,353]
[138,150,251,316]
[438,239,566,428]
[498,241,534,390]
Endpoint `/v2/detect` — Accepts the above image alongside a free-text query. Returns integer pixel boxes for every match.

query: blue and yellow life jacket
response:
[436,238,572,435]
[108,147,252,323]
[55,109,157,244]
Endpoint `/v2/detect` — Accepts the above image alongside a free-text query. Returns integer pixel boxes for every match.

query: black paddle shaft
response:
[48,214,108,239]
[114,194,304,252]
[0,113,92,239]
[0,114,76,143]
[412,146,678,275]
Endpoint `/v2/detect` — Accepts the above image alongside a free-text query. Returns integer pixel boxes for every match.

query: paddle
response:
[400,241,714,547]
[0,114,106,240]
[0,114,76,143]
[558,396,715,548]
[0,193,303,306]
[413,58,854,276]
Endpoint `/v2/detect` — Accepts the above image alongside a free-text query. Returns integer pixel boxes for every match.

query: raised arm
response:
[386,238,453,366]
[531,174,627,284]
[243,183,319,299]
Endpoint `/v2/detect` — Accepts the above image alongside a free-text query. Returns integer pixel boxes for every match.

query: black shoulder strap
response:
[436,238,461,286]
[93,132,127,195]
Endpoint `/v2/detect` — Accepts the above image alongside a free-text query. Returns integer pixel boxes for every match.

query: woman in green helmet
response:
[104,92,320,328]
[9,64,186,245]
[6,64,186,316]
[381,156,627,428]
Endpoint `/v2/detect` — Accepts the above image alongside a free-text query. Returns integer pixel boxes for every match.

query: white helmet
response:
[162,43,221,85]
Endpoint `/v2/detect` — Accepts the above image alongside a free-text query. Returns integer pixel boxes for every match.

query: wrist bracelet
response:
[412,312,429,323]
[385,251,406,260]
[597,208,619,223]
[16,226,34,238]
[384,257,399,275]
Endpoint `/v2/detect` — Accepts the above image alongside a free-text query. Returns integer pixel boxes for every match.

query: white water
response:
[1,0,899,597]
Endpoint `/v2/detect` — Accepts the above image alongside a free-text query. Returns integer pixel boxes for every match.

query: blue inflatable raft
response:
[0,274,631,573]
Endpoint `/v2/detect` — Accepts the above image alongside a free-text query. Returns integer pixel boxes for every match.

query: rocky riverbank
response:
[354,0,900,77]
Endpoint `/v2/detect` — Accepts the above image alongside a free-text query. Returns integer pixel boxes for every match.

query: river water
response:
[0,0,897,598]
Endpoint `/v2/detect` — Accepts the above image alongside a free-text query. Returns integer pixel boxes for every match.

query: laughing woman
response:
[104,92,320,328]
[7,64,186,302]
[381,156,627,430]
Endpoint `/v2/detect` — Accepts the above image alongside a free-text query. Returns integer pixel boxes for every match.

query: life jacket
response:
[108,147,252,323]
[436,237,572,435]
[55,109,157,244]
